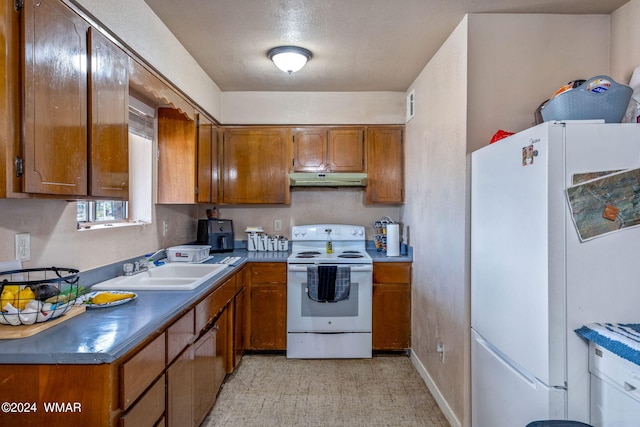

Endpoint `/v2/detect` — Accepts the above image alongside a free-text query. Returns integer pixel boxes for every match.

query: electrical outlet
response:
[15,233,31,262]
[162,220,169,237]
[436,338,445,363]
[274,219,282,232]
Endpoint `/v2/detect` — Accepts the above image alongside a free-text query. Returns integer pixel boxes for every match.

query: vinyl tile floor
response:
[202,354,450,427]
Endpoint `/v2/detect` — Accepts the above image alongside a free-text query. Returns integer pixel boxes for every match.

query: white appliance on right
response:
[471,120,640,426]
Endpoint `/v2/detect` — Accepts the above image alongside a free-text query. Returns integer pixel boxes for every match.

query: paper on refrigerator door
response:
[566,167,640,241]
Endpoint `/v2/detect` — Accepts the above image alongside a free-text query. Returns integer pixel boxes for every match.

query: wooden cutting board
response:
[0,305,86,339]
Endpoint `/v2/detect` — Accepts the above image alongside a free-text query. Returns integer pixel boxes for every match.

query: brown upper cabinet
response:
[157,107,197,204]
[365,126,404,204]
[292,127,365,172]
[197,114,219,204]
[221,127,290,204]
[88,28,129,199]
[21,0,129,198]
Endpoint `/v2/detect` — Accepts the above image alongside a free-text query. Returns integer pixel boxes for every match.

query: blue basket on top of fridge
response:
[536,75,632,124]
[0,267,87,325]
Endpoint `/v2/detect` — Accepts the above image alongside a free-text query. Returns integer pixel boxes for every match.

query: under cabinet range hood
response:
[289,172,368,187]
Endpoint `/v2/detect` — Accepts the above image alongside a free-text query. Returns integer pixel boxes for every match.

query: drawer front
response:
[195,277,235,333]
[250,263,286,283]
[120,374,165,427]
[373,262,411,284]
[121,332,166,411]
[167,309,195,363]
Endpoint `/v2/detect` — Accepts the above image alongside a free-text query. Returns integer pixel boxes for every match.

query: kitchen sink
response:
[91,263,229,291]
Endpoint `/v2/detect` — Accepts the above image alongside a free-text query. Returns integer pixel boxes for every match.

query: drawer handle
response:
[624,381,637,392]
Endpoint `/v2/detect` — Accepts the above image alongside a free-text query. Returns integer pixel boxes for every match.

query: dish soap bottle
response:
[325,228,333,254]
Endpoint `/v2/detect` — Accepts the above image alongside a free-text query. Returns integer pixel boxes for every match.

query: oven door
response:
[287,263,372,333]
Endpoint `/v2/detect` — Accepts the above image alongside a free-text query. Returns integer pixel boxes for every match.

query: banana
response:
[91,292,135,305]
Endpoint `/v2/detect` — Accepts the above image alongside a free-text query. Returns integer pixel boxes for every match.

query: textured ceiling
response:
[144,0,629,92]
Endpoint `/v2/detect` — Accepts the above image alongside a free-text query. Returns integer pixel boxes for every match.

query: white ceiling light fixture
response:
[267,46,312,74]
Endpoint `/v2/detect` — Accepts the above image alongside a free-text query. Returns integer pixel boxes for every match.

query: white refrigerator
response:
[471,121,640,426]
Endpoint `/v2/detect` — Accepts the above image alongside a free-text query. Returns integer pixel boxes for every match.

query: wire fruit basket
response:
[0,267,81,326]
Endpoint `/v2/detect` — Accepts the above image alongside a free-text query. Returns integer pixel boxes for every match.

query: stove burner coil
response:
[295,251,322,258]
[338,253,364,258]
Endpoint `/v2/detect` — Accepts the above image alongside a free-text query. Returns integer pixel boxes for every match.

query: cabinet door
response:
[166,346,194,427]
[2,1,22,198]
[157,108,197,203]
[292,128,327,172]
[365,127,404,204]
[234,286,246,368]
[248,263,287,350]
[23,0,89,195]
[249,283,287,350]
[372,263,411,350]
[89,27,129,199]
[222,127,290,204]
[193,328,216,427]
[328,128,365,172]
[197,115,218,203]
[213,312,228,391]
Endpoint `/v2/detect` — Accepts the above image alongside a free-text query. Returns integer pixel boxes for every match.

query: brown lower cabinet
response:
[192,327,216,427]
[0,268,244,427]
[167,344,195,427]
[372,262,412,350]
[247,263,287,350]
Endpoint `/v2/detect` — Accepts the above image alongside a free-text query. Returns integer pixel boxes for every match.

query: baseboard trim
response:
[409,350,461,427]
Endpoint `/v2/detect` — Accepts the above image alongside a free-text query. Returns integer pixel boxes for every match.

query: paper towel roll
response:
[386,224,400,257]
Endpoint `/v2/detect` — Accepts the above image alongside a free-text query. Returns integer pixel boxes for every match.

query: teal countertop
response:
[0,245,411,365]
[0,258,245,365]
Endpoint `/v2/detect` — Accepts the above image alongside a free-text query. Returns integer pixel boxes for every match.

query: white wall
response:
[0,198,197,271]
[403,17,469,427]
[611,0,640,83]
[222,91,404,124]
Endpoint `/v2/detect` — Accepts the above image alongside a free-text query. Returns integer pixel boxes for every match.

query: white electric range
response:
[286,224,372,359]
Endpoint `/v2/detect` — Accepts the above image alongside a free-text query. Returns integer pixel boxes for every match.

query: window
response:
[77,97,154,230]
[76,200,128,223]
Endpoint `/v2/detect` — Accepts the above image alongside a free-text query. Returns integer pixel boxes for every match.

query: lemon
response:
[1,290,14,311]
[2,285,20,294]
[14,287,35,310]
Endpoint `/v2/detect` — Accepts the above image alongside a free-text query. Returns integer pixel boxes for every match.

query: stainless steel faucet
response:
[123,249,166,276]
[123,260,148,276]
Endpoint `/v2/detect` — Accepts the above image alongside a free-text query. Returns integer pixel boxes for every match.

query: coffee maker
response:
[197,219,234,252]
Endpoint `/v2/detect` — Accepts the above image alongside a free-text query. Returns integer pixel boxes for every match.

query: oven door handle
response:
[287,264,373,272]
